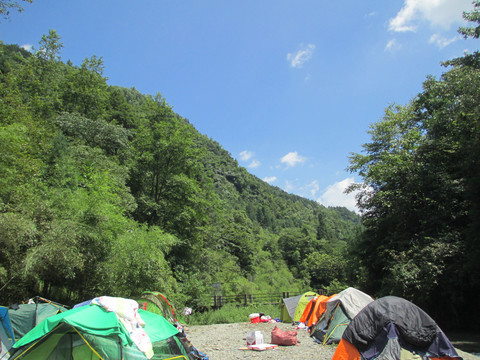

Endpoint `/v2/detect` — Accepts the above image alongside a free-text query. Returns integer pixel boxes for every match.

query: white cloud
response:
[248,160,261,169]
[263,176,277,184]
[317,177,360,213]
[21,44,33,52]
[239,150,254,161]
[429,33,460,48]
[281,152,306,167]
[287,44,315,68]
[385,38,401,52]
[389,0,473,32]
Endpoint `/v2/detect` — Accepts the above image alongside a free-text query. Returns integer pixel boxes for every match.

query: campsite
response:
[1,289,479,359]
[185,322,479,360]
[2,1,480,359]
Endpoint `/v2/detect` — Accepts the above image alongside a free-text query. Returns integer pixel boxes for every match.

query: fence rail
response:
[210,290,326,309]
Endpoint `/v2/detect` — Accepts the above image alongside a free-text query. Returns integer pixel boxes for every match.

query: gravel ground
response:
[184,321,335,360]
[184,322,479,360]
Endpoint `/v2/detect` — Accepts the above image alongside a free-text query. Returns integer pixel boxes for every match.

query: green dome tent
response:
[9,303,192,359]
[137,291,177,324]
[7,297,67,342]
[311,287,373,345]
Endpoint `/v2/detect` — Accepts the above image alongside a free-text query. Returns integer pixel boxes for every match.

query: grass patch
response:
[186,304,281,325]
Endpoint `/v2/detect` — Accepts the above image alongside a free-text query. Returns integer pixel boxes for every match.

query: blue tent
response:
[0,307,15,358]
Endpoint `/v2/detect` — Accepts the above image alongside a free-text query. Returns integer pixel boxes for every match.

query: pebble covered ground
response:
[185,321,335,360]
[184,322,480,360]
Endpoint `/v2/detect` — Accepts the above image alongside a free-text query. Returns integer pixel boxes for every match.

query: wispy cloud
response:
[21,44,34,52]
[385,38,401,52]
[263,176,277,184]
[305,180,320,198]
[287,44,315,68]
[248,160,261,169]
[429,33,460,48]
[281,152,306,168]
[239,150,254,161]
[389,0,473,33]
[317,177,360,213]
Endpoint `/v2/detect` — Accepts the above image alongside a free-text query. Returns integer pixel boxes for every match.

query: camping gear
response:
[332,296,462,360]
[138,291,177,324]
[311,287,373,345]
[247,343,278,351]
[6,296,67,342]
[246,331,264,346]
[299,294,336,328]
[271,326,298,346]
[9,300,195,360]
[249,313,261,323]
[0,307,15,358]
[280,291,319,323]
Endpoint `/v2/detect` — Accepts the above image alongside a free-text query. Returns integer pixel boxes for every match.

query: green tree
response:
[0,0,32,20]
[130,97,206,237]
[12,30,64,119]
[458,1,480,39]
[348,58,480,327]
[61,56,108,119]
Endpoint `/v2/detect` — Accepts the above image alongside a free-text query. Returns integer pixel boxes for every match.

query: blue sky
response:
[1,0,477,212]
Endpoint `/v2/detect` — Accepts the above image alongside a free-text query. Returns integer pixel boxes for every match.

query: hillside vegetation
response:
[2,0,480,332]
[0,34,360,311]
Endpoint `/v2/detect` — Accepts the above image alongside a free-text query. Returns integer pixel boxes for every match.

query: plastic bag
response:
[246,331,264,345]
[271,326,298,346]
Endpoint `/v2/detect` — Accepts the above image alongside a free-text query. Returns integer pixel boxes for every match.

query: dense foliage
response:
[347,2,480,330]
[0,31,360,310]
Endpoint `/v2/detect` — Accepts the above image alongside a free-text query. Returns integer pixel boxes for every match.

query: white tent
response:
[324,287,373,320]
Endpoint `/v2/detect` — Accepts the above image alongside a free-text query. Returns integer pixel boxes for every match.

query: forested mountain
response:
[0,33,361,310]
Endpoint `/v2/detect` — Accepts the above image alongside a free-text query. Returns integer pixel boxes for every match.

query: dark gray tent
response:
[332,296,462,360]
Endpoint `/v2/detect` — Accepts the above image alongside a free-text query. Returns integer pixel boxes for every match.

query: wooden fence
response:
[211,290,326,309]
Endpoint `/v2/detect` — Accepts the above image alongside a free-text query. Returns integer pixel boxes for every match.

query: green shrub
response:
[187,304,281,325]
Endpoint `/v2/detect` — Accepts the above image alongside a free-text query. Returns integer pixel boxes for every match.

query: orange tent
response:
[331,339,360,360]
[299,294,336,328]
